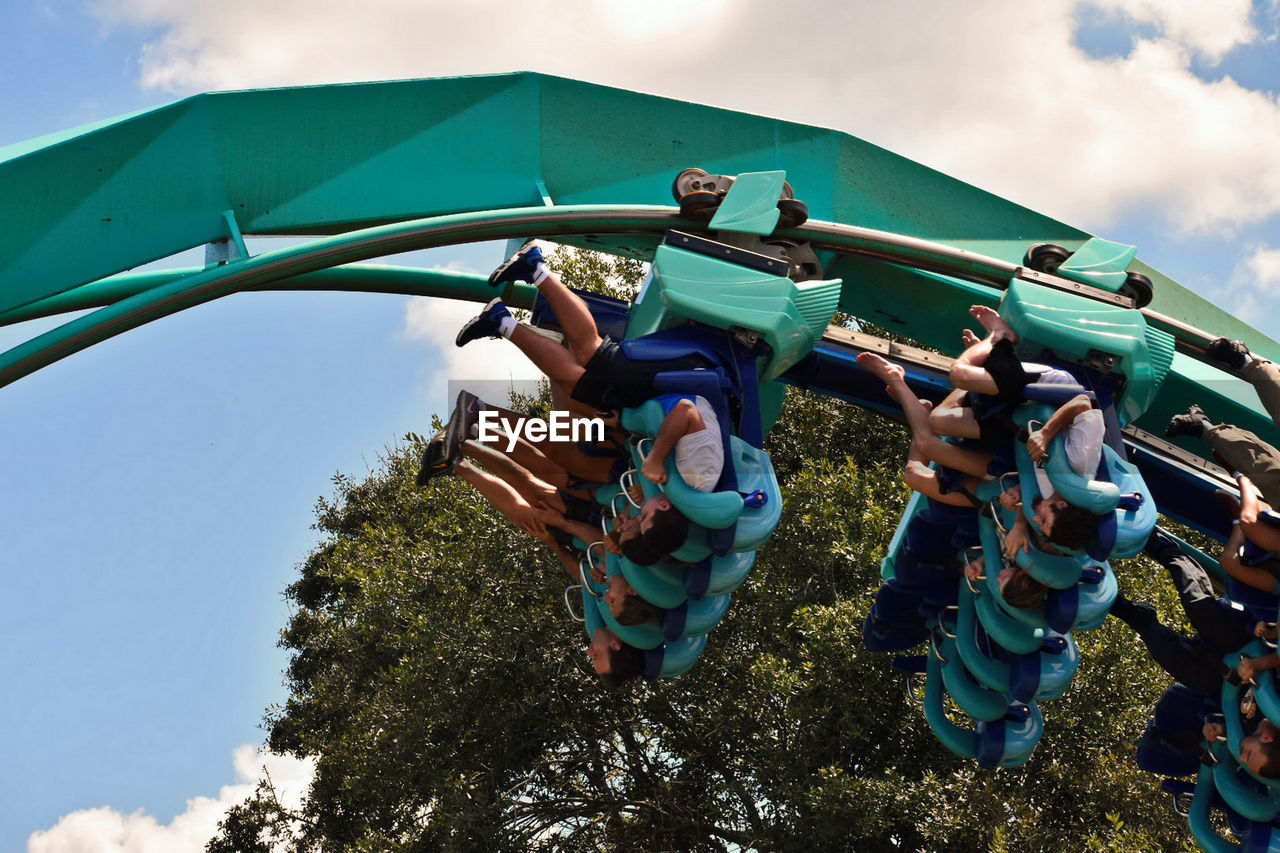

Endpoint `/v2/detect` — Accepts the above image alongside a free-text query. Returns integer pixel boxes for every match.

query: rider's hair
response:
[642,505,689,556]
[1001,568,1048,610]
[597,642,645,688]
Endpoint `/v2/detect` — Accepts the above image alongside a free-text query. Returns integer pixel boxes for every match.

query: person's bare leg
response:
[508,324,587,385]
[456,459,552,540]
[859,352,992,479]
[902,442,980,508]
[462,440,567,513]
[533,270,604,365]
[930,388,983,439]
[950,305,1020,395]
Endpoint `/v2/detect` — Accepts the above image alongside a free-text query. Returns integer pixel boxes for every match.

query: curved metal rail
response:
[0,204,1221,390]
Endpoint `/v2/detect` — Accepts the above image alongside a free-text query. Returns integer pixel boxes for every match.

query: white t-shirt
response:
[674,396,725,492]
[1034,407,1106,498]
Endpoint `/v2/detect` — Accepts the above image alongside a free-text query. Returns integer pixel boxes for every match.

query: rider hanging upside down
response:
[930,304,1107,554]
[418,405,657,631]
[455,242,726,559]
[857,350,1047,610]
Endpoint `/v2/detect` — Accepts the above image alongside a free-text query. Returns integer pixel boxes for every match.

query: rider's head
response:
[638,495,689,557]
[588,626,645,687]
[997,564,1048,610]
[1033,494,1102,552]
[605,574,656,626]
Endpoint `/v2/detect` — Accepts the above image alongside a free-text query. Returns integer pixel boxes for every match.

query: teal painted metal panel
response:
[0,72,1277,450]
[0,71,1084,318]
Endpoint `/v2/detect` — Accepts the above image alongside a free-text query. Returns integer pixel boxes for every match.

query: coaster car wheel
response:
[1024,243,1072,274]
[777,198,809,228]
[679,190,722,221]
[1120,271,1154,308]
[672,167,709,202]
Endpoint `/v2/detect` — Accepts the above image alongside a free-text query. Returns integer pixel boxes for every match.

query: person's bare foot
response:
[961,328,980,348]
[857,351,905,384]
[968,305,1018,344]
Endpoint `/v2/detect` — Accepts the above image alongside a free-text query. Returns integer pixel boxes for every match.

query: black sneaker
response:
[1165,405,1209,439]
[455,298,512,347]
[443,391,481,461]
[1144,528,1184,563]
[1109,594,1158,628]
[487,241,545,287]
[1205,337,1250,370]
[415,430,452,486]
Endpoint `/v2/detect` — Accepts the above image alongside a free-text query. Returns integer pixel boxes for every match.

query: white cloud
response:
[1228,244,1280,325]
[27,745,314,853]
[1088,0,1257,61]
[93,0,1280,236]
[402,295,541,401]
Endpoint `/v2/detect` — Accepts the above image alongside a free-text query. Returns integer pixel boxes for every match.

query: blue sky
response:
[4,1,1280,849]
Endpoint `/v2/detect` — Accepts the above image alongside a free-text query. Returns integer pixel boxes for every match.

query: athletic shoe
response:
[1143,529,1184,563]
[455,298,511,347]
[1205,337,1250,370]
[1164,404,1209,439]
[487,241,545,287]
[415,430,453,486]
[1109,593,1159,629]
[443,391,481,461]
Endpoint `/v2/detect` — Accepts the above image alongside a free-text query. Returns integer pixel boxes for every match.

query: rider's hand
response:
[1202,720,1226,742]
[999,486,1022,511]
[1026,430,1049,462]
[642,458,667,485]
[1239,656,1262,684]
[1004,526,1031,562]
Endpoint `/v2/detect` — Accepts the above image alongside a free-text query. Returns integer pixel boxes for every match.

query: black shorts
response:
[985,337,1034,403]
[570,337,711,411]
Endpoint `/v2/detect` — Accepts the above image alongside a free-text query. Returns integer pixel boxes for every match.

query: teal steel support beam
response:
[0,264,532,327]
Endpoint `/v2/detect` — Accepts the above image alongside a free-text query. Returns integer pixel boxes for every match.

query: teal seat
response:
[622,400,782,552]
[581,581,707,679]
[729,438,783,551]
[923,651,1044,768]
[668,593,733,640]
[954,589,1080,701]
[623,400,743,530]
[1011,534,1085,589]
[1013,403,1118,519]
[646,635,708,678]
[583,564,662,649]
[978,516,1052,637]
[1072,567,1117,632]
[1098,446,1158,559]
[1187,764,1247,853]
[617,553,688,610]
[935,633,1015,722]
[697,550,756,596]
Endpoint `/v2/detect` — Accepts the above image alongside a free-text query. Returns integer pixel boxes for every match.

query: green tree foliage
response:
[211,248,1202,852]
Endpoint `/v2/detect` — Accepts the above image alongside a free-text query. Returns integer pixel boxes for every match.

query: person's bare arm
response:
[641,399,704,484]
[1238,653,1280,684]
[1238,475,1280,552]
[1027,394,1093,462]
[1221,522,1279,592]
[1003,512,1032,562]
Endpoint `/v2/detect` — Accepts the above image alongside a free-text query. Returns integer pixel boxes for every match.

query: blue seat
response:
[862,618,930,652]
[684,551,755,597]
[662,594,732,642]
[1137,728,1201,778]
[620,325,765,446]
[644,635,708,678]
